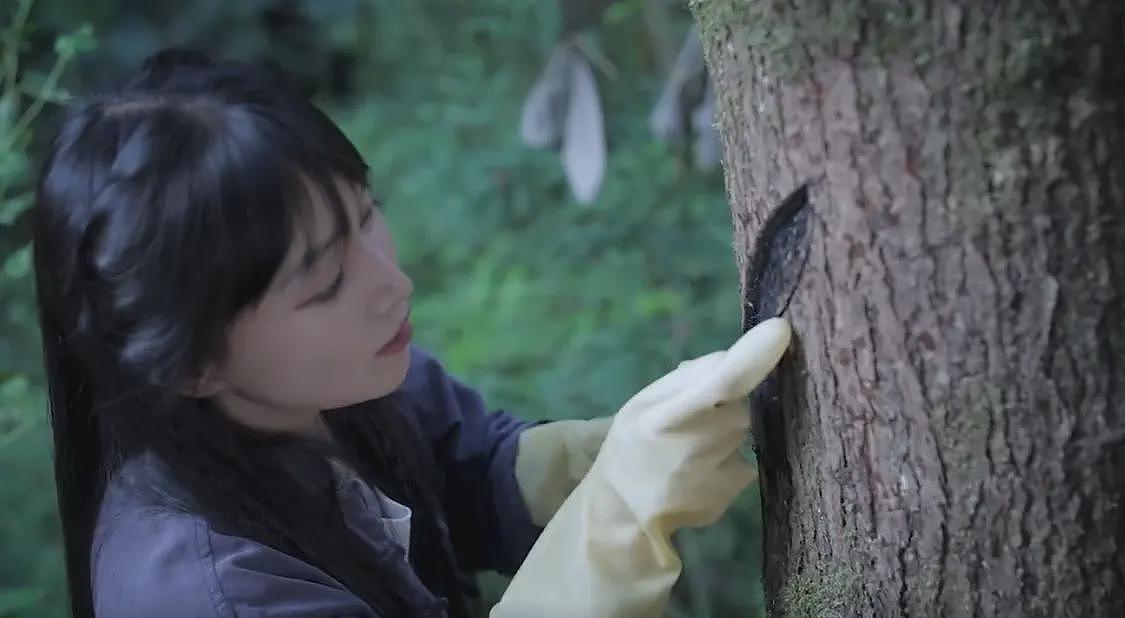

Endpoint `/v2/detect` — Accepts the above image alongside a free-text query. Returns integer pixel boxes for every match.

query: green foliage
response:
[778,565,858,618]
[0,1,764,616]
[2,3,97,615]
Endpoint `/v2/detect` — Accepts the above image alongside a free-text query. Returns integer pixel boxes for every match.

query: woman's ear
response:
[181,365,226,399]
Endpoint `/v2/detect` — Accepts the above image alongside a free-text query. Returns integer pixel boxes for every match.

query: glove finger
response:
[650,319,790,428]
[677,350,726,371]
[708,317,792,403]
[629,377,754,437]
[620,351,726,415]
[666,452,757,529]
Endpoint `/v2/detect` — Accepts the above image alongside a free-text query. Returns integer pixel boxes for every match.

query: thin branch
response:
[571,35,619,82]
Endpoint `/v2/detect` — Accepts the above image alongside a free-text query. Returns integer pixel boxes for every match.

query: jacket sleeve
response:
[398,345,544,575]
[92,506,382,618]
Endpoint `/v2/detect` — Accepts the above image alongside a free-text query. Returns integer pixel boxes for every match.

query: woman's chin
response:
[370,346,413,395]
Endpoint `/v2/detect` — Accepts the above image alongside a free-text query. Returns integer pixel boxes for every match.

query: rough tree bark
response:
[691,1,1125,616]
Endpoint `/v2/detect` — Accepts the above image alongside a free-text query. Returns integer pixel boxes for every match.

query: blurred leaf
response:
[0,193,33,226]
[0,95,17,129]
[634,289,684,317]
[54,23,97,59]
[3,245,31,279]
[0,587,44,615]
[0,375,30,401]
[603,0,643,25]
[17,70,71,103]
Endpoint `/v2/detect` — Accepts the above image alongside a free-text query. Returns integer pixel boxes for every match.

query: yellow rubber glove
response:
[492,318,792,618]
[515,416,613,526]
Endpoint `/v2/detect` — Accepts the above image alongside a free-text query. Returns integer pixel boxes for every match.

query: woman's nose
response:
[357,244,412,315]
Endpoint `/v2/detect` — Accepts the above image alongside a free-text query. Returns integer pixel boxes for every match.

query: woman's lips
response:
[376,314,413,356]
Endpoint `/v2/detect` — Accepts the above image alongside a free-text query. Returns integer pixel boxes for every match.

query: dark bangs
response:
[38,53,370,390]
[199,99,368,312]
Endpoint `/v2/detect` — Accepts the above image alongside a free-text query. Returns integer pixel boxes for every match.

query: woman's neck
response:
[213,389,326,437]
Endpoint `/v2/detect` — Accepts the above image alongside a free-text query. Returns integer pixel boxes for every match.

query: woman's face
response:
[204,178,414,432]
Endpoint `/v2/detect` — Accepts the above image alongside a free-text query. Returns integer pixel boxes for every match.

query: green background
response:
[0,1,764,615]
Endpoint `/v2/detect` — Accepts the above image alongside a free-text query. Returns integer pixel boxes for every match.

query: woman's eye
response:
[312,269,345,304]
[359,200,380,228]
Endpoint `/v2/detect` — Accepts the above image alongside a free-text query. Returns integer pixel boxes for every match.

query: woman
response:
[33,48,791,617]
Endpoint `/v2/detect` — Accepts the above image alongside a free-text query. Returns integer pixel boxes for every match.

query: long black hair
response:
[33,48,470,617]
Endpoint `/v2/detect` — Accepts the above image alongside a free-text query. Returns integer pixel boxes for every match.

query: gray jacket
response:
[91,346,542,617]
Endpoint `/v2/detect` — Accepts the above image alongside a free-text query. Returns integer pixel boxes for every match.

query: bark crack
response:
[899,516,915,615]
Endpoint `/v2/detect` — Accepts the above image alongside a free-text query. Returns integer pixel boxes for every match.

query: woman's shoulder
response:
[92,460,228,617]
[396,344,522,432]
[92,457,376,617]
[397,344,446,397]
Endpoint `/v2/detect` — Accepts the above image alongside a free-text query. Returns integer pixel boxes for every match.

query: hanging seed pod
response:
[649,25,706,143]
[561,49,606,205]
[520,44,575,149]
[691,78,721,171]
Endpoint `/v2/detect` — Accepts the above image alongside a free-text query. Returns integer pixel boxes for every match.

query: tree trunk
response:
[691,1,1125,615]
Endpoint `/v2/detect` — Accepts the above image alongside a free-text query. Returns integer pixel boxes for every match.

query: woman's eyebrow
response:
[279,226,346,288]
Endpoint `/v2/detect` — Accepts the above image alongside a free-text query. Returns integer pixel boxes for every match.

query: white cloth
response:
[331,460,414,561]
[372,486,413,560]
